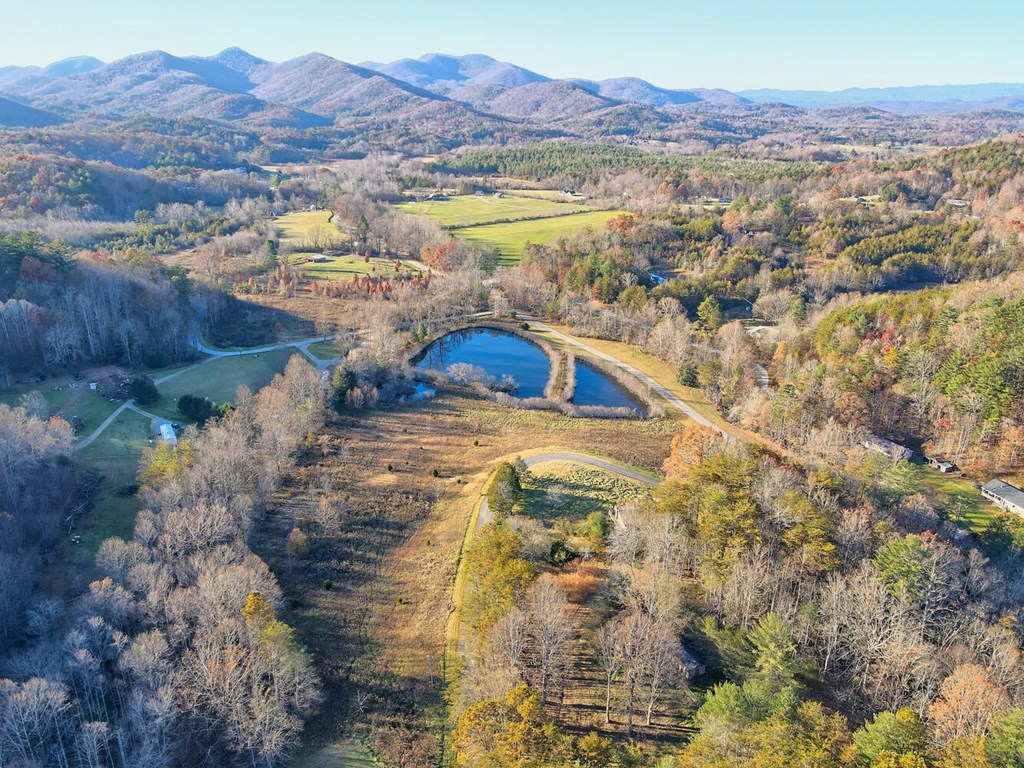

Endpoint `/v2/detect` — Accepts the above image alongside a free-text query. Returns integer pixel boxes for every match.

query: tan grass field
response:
[255,388,681,764]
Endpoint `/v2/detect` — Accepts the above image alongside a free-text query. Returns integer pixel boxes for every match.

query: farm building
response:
[925,455,956,473]
[981,480,1024,516]
[865,435,913,462]
[158,422,177,446]
[310,254,329,263]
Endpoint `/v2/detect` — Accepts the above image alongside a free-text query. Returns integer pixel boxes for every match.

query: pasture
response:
[274,210,345,252]
[395,193,590,228]
[70,409,154,577]
[452,209,625,264]
[1,379,119,433]
[150,347,298,420]
[298,252,422,281]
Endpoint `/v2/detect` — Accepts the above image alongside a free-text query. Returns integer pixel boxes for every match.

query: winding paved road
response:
[475,451,660,528]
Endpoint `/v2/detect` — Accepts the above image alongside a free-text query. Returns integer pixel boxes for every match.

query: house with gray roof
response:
[981,479,1024,516]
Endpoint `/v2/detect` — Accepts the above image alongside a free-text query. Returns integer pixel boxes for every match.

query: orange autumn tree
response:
[927,663,1010,746]
[605,213,636,233]
[663,424,726,479]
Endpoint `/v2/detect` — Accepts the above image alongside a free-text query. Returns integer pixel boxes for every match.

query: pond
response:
[415,328,551,398]
[416,328,644,414]
[571,360,642,412]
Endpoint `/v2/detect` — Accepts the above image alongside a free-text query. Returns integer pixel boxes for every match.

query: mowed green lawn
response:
[298,253,422,281]
[275,210,342,248]
[150,348,298,421]
[914,463,998,533]
[395,193,590,228]
[72,409,155,573]
[453,209,625,265]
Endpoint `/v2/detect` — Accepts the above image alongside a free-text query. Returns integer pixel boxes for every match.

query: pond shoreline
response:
[408,320,659,419]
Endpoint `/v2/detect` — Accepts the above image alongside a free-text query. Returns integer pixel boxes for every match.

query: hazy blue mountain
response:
[43,56,104,78]
[0,65,39,88]
[0,56,104,90]
[740,82,1024,109]
[0,95,62,126]
[369,54,748,110]
[9,50,328,127]
[572,77,747,107]
[249,53,454,116]
[452,79,617,121]
[366,53,548,92]
[208,47,270,78]
[573,77,699,106]
[2,46,1021,132]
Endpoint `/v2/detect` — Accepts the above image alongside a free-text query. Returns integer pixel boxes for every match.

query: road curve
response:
[475,451,660,529]
[73,401,133,451]
[522,317,726,436]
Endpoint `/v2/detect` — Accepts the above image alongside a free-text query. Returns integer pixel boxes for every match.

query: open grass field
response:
[150,348,298,420]
[69,409,155,583]
[395,193,590,228]
[275,210,343,249]
[453,210,625,265]
[914,463,997,533]
[522,460,650,523]
[298,253,422,281]
[251,387,680,766]
[0,385,68,412]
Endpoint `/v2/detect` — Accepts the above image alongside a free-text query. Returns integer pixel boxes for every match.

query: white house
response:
[981,480,1024,516]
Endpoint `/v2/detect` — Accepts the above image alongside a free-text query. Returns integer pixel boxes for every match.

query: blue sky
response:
[4,0,1023,91]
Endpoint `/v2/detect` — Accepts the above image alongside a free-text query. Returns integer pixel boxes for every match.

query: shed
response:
[158,422,178,446]
[925,455,956,473]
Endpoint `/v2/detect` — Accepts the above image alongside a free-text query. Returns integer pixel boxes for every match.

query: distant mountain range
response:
[0,48,1021,131]
[739,82,1024,112]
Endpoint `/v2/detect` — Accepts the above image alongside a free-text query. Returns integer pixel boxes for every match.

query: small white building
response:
[158,422,177,446]
[925,455,956,473]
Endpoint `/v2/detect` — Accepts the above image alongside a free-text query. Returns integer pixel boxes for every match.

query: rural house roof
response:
[982,479,1024,514]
